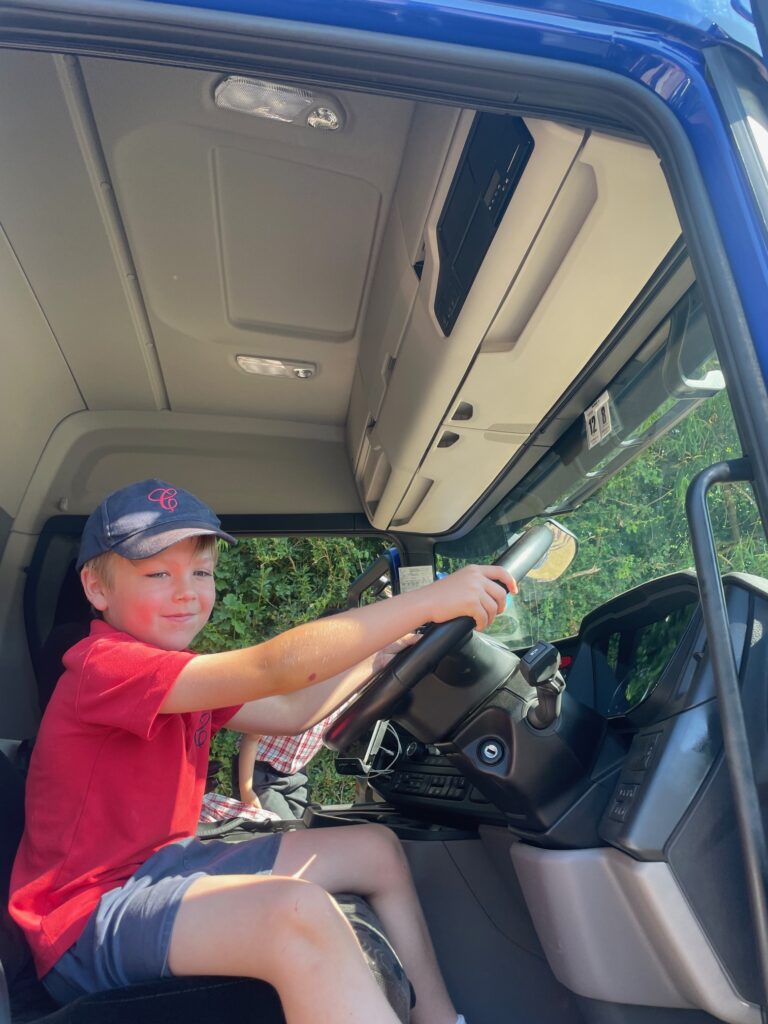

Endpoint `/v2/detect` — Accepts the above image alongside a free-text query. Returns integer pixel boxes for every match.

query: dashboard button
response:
[609,800,630,822]
[395,773,428,795]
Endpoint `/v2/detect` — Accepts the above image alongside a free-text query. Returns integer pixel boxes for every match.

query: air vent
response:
[452,402,474,422]
[437,431,460,449]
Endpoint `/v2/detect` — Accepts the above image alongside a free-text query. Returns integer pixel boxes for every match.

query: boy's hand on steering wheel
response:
[429,564,517,631]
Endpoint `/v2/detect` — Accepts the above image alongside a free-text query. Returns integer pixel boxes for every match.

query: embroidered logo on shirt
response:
[194,711,211,748]
[148,487,178,512]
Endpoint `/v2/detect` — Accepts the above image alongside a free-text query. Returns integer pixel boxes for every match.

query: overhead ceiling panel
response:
[0,51,166,413]
[81,57,414,422]
[215,146,380,338]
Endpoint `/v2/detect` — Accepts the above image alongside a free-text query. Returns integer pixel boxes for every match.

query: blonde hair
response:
[82,550,120,589]
[82,534,220,589]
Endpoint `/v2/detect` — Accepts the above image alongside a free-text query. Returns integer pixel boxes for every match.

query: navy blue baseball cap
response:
[76,479,236,570]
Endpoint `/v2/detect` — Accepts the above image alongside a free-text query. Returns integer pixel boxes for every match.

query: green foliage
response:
[195,535,386,654]
[193,535,385,801]
[448,389,768,649]
[537,389,768,636]
[307,747,356,805]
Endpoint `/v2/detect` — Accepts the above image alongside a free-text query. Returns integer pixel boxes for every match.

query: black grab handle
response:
[686,457,768,1011]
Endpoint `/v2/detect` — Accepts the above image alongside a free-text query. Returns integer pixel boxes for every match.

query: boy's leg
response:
[272,823,457,1024]
[167,873,399,1024]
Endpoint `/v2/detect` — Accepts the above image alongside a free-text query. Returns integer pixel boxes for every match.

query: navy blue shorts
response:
[42,834,282,1005]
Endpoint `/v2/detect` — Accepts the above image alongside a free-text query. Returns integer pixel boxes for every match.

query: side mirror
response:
[525,520,578,583]
[345,547,401,608]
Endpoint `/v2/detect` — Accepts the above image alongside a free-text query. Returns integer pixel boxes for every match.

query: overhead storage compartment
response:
[350,114,681,533]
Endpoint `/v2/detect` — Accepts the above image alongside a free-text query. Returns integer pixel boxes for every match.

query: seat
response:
[0,748,411,1024]
[29,558,92,717]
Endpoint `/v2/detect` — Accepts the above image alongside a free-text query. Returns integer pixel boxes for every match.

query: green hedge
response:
[193,535,385,802]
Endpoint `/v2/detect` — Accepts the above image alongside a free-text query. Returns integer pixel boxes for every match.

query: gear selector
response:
[519,641,566,729]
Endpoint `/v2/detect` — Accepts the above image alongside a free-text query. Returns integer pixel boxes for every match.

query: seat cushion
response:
[16,976,284,1024]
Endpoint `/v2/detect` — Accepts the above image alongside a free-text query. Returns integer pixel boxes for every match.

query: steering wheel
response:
[324,524,555,752]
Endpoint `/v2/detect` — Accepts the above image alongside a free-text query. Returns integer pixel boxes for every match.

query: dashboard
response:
[356,569,768,1014]
[569,572,702,721]
[370,571,708,833]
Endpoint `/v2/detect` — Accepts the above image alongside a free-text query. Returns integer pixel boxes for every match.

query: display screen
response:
[605,600,698,715]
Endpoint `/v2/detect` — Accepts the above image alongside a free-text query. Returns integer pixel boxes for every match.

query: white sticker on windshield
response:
[584,392,613,449]
[398,565,434,593]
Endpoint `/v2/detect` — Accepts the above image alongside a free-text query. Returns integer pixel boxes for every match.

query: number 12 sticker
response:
[584,392,613,450]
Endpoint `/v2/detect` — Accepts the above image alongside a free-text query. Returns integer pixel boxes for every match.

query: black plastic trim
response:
[32,511,382,538]
[685,458,768,1010]
[0,507,11,568]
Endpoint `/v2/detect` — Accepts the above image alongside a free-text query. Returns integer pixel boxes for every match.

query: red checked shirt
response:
[247,708,346,775]
[9,621,240,978]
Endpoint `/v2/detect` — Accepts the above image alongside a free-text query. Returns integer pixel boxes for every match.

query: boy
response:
[10,479,516,1024]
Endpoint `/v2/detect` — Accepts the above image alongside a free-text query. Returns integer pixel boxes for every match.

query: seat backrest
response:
[36,623,90,715]
[28,556,91,715]
[0,748,31,986]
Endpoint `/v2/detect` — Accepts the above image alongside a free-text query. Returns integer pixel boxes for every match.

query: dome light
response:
[215,77,344,130]
[236,355,317,380]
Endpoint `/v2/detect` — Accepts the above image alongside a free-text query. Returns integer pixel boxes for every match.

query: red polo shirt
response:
[9,621,240,978]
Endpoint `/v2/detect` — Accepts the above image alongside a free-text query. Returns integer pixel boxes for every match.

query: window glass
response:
[438,285,768,648]
[194,535,390,801]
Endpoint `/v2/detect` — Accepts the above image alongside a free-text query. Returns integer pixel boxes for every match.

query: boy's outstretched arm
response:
[160,564,516,714]
[225,636,412,735]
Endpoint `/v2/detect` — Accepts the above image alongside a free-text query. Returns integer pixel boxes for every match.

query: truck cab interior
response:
[1,3,768,1024]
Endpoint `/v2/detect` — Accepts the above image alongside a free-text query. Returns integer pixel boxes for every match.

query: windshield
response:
[437,282,768,648]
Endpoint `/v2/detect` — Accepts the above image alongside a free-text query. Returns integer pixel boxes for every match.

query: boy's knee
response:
[267,878,343,940]
[359,823,409,874]
[363,822,401,849]
[264,879,357,980]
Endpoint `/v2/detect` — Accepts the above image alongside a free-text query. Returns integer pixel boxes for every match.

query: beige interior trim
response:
[13,411,360,535]
[54,53,170,411]
[0,46,683,542]
[352,122,681,532]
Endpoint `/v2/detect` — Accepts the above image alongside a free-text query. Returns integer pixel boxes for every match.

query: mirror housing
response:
[525,520,578,583]
[345,546,401,607]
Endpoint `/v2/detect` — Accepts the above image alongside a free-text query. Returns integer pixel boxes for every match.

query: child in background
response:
[235,606,349,819]
[237,725,333,818]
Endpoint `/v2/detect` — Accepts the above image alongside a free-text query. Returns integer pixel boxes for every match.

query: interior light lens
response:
[215,76,344,130]
[307,107,342,131]
[236,355,317,380]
